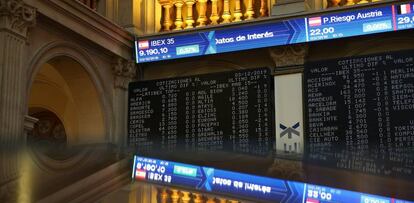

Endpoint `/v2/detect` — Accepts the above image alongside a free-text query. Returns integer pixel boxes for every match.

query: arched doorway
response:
[27,55,110,175]
[28,56,106,146]
[23,54,117,201]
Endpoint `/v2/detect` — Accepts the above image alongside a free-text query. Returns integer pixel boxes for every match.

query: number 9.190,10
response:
[139,47,169,57]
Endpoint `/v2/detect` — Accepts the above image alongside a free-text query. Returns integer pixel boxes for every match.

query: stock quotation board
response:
[305,50,414,179]
[135,1,414,63]
[132,155,414,203]
[128,68,273,155]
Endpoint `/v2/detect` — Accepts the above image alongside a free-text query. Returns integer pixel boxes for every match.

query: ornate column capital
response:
[0,0,36,39]
[267,158,305,181]
[113,57,138,90]
[269,44,309,68]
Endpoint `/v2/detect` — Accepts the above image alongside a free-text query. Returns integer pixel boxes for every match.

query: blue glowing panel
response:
[206,168,304,202]
[304,184,397,203]
[135,19,307,63]
[132,156,304,202]
[306,5,394,41]
[135,33,209,63]
[132,156,414,203]
[213,19,307,54]
[394,3,414,30]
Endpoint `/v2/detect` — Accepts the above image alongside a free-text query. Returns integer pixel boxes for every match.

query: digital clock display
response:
[135,1,414,63]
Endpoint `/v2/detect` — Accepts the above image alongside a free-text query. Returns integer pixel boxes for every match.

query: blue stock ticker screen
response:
[135,2,414,63]
[132,156,413,203]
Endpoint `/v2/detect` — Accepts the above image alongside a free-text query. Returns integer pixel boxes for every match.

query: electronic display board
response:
[128,68,273,155]
[135,18,306,63]
[395,2,414,30]
[304,50,414,179]
[135,1,414,63]
[306,5,393,41]
[132,155,414,203]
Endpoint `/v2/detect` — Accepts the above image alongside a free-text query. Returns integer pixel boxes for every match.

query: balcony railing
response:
[157,0,270,31]
[76,0,98,10]
[156,0,384,32]
[326,0,381,8]
[156,187,245,203]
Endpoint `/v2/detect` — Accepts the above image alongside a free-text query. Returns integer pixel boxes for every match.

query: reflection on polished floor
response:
[2,140,412,202]
[98,147,414,203]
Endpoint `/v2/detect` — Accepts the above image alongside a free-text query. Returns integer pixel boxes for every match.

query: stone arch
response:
[26,40,113,145]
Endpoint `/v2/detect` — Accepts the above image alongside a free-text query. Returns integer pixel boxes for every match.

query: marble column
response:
[0,0,36,202]
[112,57,137,154]
[0,0,36,149]
[268,44,308,182]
